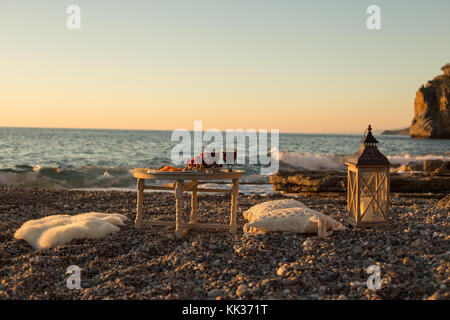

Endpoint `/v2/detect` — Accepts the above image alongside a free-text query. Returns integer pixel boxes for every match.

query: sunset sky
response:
[1,0,450,133]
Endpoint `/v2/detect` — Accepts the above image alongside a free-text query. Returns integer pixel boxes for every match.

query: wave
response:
[387,154,450,165]
[272,150,449,172]
[0,166,135,189]
[272,150,347,171]
[1,152,448,189]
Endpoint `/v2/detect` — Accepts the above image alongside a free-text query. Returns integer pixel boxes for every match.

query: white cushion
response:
[14,212,129,249]
[243,199,344,237]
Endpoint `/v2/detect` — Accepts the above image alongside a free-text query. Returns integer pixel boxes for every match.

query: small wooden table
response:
[133,169,244,238]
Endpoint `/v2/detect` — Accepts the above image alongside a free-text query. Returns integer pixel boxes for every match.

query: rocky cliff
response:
[410,64,450,139]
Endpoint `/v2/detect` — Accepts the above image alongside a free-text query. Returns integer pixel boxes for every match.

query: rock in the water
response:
[434,161,450,176]
[404,162,423,172]
[271,170,450,194]
[410,64,450,139]
[424,160,444,173]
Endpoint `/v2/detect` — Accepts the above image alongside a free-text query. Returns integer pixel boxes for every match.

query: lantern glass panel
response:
[347,170,357,220]
[376,171,389,218]
[360,170,386,223]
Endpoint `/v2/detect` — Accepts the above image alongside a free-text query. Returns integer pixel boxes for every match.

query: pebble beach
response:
[0,187,448,300]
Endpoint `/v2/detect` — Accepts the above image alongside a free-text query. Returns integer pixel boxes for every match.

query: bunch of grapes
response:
[186,149,237,170]
[186,151,222,169]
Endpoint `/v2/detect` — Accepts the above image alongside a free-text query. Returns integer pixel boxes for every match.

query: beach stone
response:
[212,259,222,266]
[411,239,422,247]
[207,289,222,298]
[236,284,251,297]
[282,278,294,285]
[261,279,273,287]
[30,256,41,263]
[166,233,175,240]
[276,264,289,277]
[282,289,290,295]
[427,292,443,300]
[302,240,312,247]
[403,257,413,267]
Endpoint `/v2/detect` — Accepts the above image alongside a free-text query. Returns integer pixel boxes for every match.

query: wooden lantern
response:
[344,125,390,228]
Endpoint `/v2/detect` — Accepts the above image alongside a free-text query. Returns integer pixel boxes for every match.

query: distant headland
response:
[381,127,410,135]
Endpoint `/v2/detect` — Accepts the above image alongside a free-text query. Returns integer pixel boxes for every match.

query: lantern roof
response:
[346,125,390,166]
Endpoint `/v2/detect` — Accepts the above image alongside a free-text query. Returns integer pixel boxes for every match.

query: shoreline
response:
[0,187,448,300]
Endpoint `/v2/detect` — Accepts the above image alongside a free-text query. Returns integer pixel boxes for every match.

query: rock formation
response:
[270,169,450,194]
[410,63,450,139]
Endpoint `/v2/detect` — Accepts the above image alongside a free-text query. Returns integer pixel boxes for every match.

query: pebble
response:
[1,188,448,300]
[403,257,414,267]
[207,289,222,298]
[276,264,289,277]
[30,256,41,263]
[212,259,222,266]
[236,284,251,297]
[302,240,312,247]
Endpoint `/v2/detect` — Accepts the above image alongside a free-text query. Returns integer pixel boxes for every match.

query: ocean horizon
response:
[0,126,448,191]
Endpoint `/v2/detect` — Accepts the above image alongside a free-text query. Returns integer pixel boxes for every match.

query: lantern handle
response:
[361,124,373,144]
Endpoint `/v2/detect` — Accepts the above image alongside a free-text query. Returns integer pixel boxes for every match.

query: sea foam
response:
[272,149,346,171]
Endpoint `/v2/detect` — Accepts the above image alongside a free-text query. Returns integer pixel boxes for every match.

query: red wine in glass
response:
[223,148,237,172]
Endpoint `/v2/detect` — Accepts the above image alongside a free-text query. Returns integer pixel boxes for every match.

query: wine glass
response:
[223,148,237,172]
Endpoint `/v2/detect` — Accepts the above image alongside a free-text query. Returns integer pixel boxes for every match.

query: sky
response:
[1,0,450,134]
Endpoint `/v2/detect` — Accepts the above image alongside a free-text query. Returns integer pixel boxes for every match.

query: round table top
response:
[133,169,244,181]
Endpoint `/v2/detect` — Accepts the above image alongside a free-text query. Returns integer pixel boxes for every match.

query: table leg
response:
[175,180,184,239]
[135,178,144,229]
[230,178,239,238]
[190,180,198,223]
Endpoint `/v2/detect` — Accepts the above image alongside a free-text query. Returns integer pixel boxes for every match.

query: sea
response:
[0,127,448,194]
